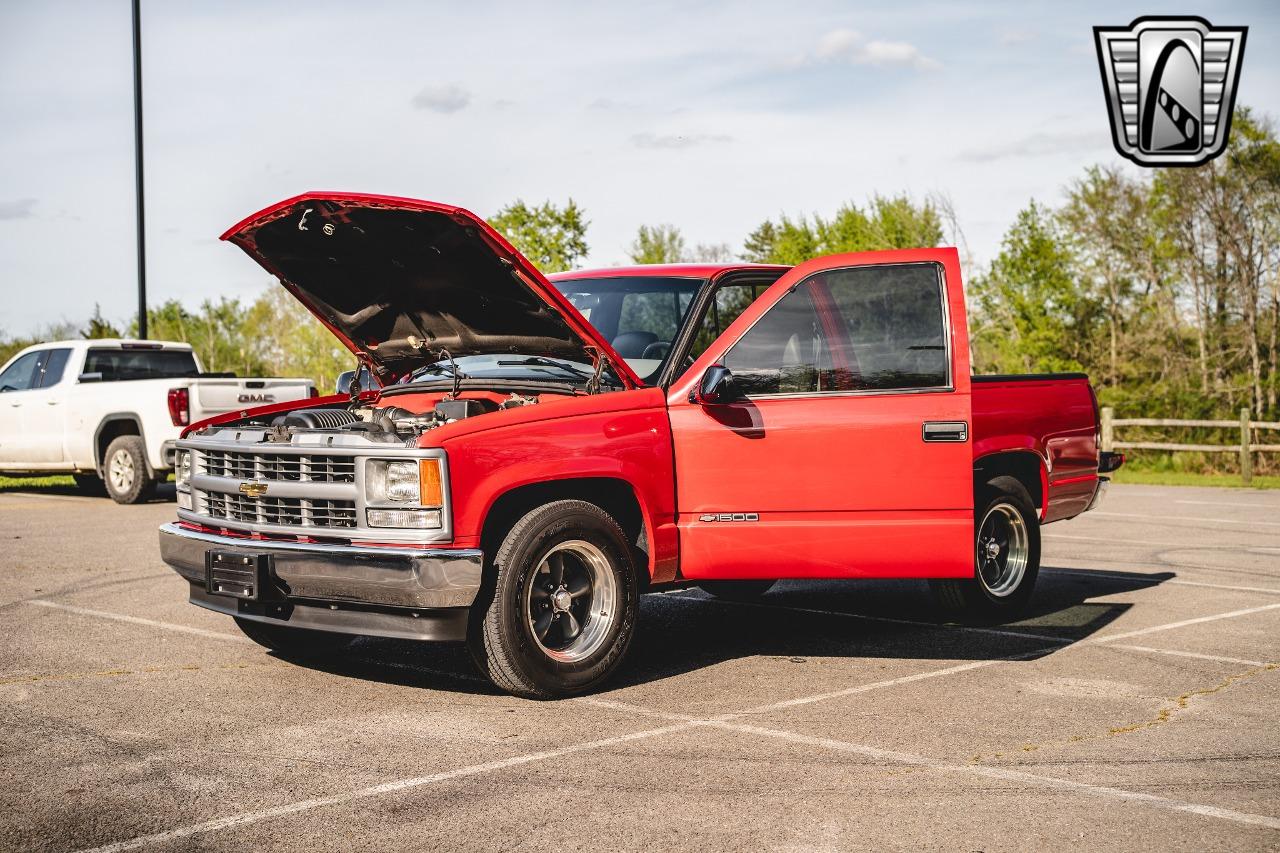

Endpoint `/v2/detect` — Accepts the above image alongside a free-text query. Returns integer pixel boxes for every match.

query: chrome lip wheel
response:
[976,502,1028,598]
[524,540,617,663]
[108,448,135,494]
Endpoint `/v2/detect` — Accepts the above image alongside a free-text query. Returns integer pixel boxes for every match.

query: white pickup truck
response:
[0,339,314,503]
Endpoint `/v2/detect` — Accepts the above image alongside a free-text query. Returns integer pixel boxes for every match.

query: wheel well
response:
[480,478,649,581]
[95,417,143,473]
[974,451,1043,509]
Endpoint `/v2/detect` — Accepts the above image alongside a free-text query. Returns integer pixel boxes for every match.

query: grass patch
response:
[1110,469,1280,489]
[0,474,76,491]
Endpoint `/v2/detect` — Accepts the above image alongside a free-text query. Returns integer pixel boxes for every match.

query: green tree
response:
[742,194,943,264]
[489,199,589,273]
[82,304,121,339]
[244,287,354,394]
[628,224,686,264]
[968,201,1092,375]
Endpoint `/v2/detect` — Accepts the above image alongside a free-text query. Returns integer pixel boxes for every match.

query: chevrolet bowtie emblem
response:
[1094,16,1247,167]
[239,482,268,498]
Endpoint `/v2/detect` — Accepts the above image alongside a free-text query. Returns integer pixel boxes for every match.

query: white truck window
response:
[0,351,41,392]
[84,348,200,382]
[34,348,72,388]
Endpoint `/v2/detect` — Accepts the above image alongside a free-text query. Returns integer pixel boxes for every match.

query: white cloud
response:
[808,28,940,70]
[411,83,471,114]
[0,198,36,220]
[815,28,861,60]
[999,29,1036,46]
[957,132,1101,163]
[631,132,733,149]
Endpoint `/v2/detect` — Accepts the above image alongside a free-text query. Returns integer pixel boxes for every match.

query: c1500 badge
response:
[699,513,760,522]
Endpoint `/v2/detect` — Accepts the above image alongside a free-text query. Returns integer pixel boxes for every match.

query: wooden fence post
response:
[1240,408,1253,486]
[1101,407,1114,453]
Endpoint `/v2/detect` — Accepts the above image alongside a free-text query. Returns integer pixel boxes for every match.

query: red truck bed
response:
[973,373,1100,523]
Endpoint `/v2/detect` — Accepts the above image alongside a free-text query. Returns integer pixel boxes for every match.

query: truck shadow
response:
[291,566,1173,695]
[614,567,1170,688]
[0,481,176,503]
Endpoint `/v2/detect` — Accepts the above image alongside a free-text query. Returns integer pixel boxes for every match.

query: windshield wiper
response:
[495,357,593,380]
[408,349,467,397]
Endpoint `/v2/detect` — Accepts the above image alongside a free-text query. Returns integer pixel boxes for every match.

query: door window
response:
[687,282,769,363]
[723,262,949,396]
[0,351,41,392]
[34,348,71,388]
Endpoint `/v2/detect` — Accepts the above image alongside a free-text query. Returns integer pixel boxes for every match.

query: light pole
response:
[132,0,147,339]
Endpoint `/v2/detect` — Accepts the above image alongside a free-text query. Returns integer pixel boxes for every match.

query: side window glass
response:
[0,351,41,392]
[688,283,765,363]
[36,348,71,388]
[826,263,948,390]
[723,287,831,395]
[722,263,948,396]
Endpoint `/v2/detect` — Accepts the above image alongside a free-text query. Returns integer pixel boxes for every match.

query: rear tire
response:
[72,473,106,496]
[930,476,1040,623]
[698,579,776,601]
[102,435,157,504]
[468,500,639,699]
[233,617,354,657]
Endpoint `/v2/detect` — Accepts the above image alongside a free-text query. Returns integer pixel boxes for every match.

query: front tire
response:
[468,500,639,699]
[103,435,157,504]
[930,476,1040,623]
[233,617,354,657]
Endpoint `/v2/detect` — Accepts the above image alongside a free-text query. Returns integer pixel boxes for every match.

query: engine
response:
[266,394,537,442]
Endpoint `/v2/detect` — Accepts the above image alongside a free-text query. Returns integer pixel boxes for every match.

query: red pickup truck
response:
[159,192,1122,698]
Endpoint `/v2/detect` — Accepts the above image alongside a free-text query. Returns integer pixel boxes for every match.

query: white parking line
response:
[578,697,1280,831]
[1111,645,1268,667]
[1087,603,1280,645]
[40,596,1280,846]
[1090,511,1280,529]
[74,719,699,853]
[1176,499,1280,508]
[1044,532,1280,552]
[718,718,1280,831]
[25,600,251,644]
[1043,567,1280,596]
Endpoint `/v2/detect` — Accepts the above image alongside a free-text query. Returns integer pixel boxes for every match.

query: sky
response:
[2,0,1279,336]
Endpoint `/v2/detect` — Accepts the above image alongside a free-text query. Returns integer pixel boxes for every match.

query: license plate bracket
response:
[205,550,279,602]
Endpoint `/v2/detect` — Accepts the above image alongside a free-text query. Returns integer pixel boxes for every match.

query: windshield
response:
[401,353,623,391]
[550,276,703,384]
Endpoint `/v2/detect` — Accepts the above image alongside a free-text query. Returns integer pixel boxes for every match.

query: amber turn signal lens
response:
[419,459,443,507]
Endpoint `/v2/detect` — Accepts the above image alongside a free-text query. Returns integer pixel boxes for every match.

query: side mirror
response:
[77,372,104,383]
[694,365,742,405]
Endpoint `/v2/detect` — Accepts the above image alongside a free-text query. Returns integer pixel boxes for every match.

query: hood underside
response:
[222,193,637,386]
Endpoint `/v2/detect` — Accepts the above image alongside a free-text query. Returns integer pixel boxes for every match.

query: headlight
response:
[365,458,445,529]
[175,450,192,488]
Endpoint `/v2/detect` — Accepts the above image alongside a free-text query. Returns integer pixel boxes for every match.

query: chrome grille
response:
[199,450,355,483]
[200,492,357,529]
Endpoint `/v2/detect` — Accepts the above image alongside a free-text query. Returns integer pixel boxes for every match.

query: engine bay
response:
[262,393,539,443]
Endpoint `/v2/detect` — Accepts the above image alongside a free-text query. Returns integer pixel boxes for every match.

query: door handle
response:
[47,400,59,406]
[922,421,968,442]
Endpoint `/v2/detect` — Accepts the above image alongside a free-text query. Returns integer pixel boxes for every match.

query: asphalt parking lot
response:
[1,484,1278,852]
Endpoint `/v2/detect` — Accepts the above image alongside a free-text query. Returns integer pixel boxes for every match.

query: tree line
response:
[3,108,1277,431]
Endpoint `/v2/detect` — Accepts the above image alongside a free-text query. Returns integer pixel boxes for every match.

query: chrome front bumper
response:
[158,523,483,610]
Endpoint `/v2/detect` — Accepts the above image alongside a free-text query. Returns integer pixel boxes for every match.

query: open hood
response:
[221,192,639,388]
